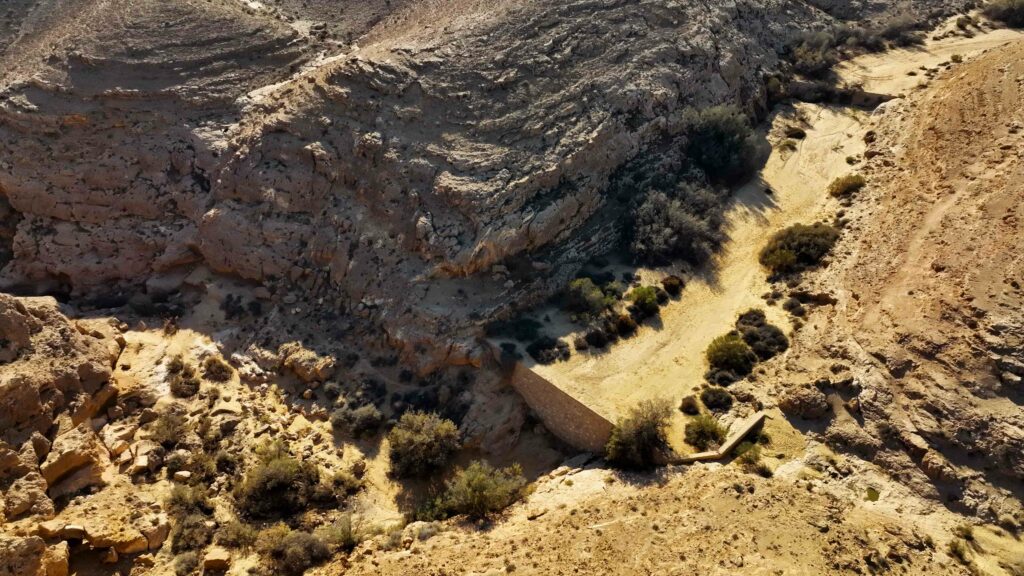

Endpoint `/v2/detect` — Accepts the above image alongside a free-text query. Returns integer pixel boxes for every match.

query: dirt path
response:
[530,24,1023,451]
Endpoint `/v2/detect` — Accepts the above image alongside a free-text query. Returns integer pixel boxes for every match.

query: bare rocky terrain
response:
[2,1,1023,576]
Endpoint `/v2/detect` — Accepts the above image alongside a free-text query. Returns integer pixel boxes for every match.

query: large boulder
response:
[0,536,67,576]
[39,423,110,497]
[779,385,831,420]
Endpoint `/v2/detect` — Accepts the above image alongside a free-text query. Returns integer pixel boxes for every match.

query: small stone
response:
[173,471,193,483]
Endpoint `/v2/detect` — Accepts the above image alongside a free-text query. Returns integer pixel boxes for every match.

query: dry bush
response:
[605,399,674,469]
[985,0,1024,26]
[387,411,461,478]
[759,223,839,274]
[827,174,866,198]
[423,461,527,520]
[685,414,726,450]
[202,355,233,382]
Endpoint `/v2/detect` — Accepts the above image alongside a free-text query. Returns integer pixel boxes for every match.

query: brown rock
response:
[279,342,336,383]
[39,423,109,496]
[779,385,830,420]
[203,546,232,571]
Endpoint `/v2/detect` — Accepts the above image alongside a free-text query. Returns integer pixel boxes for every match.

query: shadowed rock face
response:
[0,0,973,364]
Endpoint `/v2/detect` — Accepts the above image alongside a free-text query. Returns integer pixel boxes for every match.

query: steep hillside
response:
[0,0,974,370]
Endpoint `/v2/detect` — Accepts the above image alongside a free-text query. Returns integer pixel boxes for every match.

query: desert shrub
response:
[789,31,839,78]
[735,442,772,477]
[685,414,727,450]
[526,336,570,364]
[827,174,866,198]
[165,451,189,476]
[330,404,384,439]
[324,468,363,501]
[169,363,201,398]
[700,387,734,411]
[878,15,923,46]
[948,538,970,564]
[740,323,789,361]
[631,190,720,265]
[215,450,239,474]
[602,280,627,300]
[171,513,213,553]
[685,106,756,182]
[174,552,199,576]
[605,399,674,469]
[565,278,613,317]
[258,528,331,576]
[628,286,661,318]
[584,328,609,349]
[484,317,543,342]
[315,515,357,553]
[614,313,638,336]
[736,308,766,330]
[986,0,1024,26]
[167,354,186,374]
[679,395,701,415]
[428,461,527,520]
[217,521,258,550]
[234,445,321,519]
[759,223,839,274]
[782,297,806,317]
[706,333,757,377]
[166,485,213,518]
[202,356,233,382]
[151,409,188,448]
[387,411,461,478]
[661,275,684,296]
[323,381,342,400]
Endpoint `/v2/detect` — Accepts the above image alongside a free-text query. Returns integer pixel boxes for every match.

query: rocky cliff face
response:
[0,0,972,366]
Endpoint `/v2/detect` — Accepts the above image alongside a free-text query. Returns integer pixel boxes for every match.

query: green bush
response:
[605,399,674,469]
[759,223,839,274]
[685,105,756,182]
[700,387,733,411]
[217,521,258,550]
[173,552,199,576]
[827,174,866,198]
[628,286,661,318]
[387,411,461,478]
[427,461,527,520]
[986,0,1024,26]
[171,513,213,553]
[565,278,613,317]
[706,334,757,376]
[685,414,727,450]
[330,404,384,439]
[202,356,233,382]
[258,527,331,576]
[234,444,321,519]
